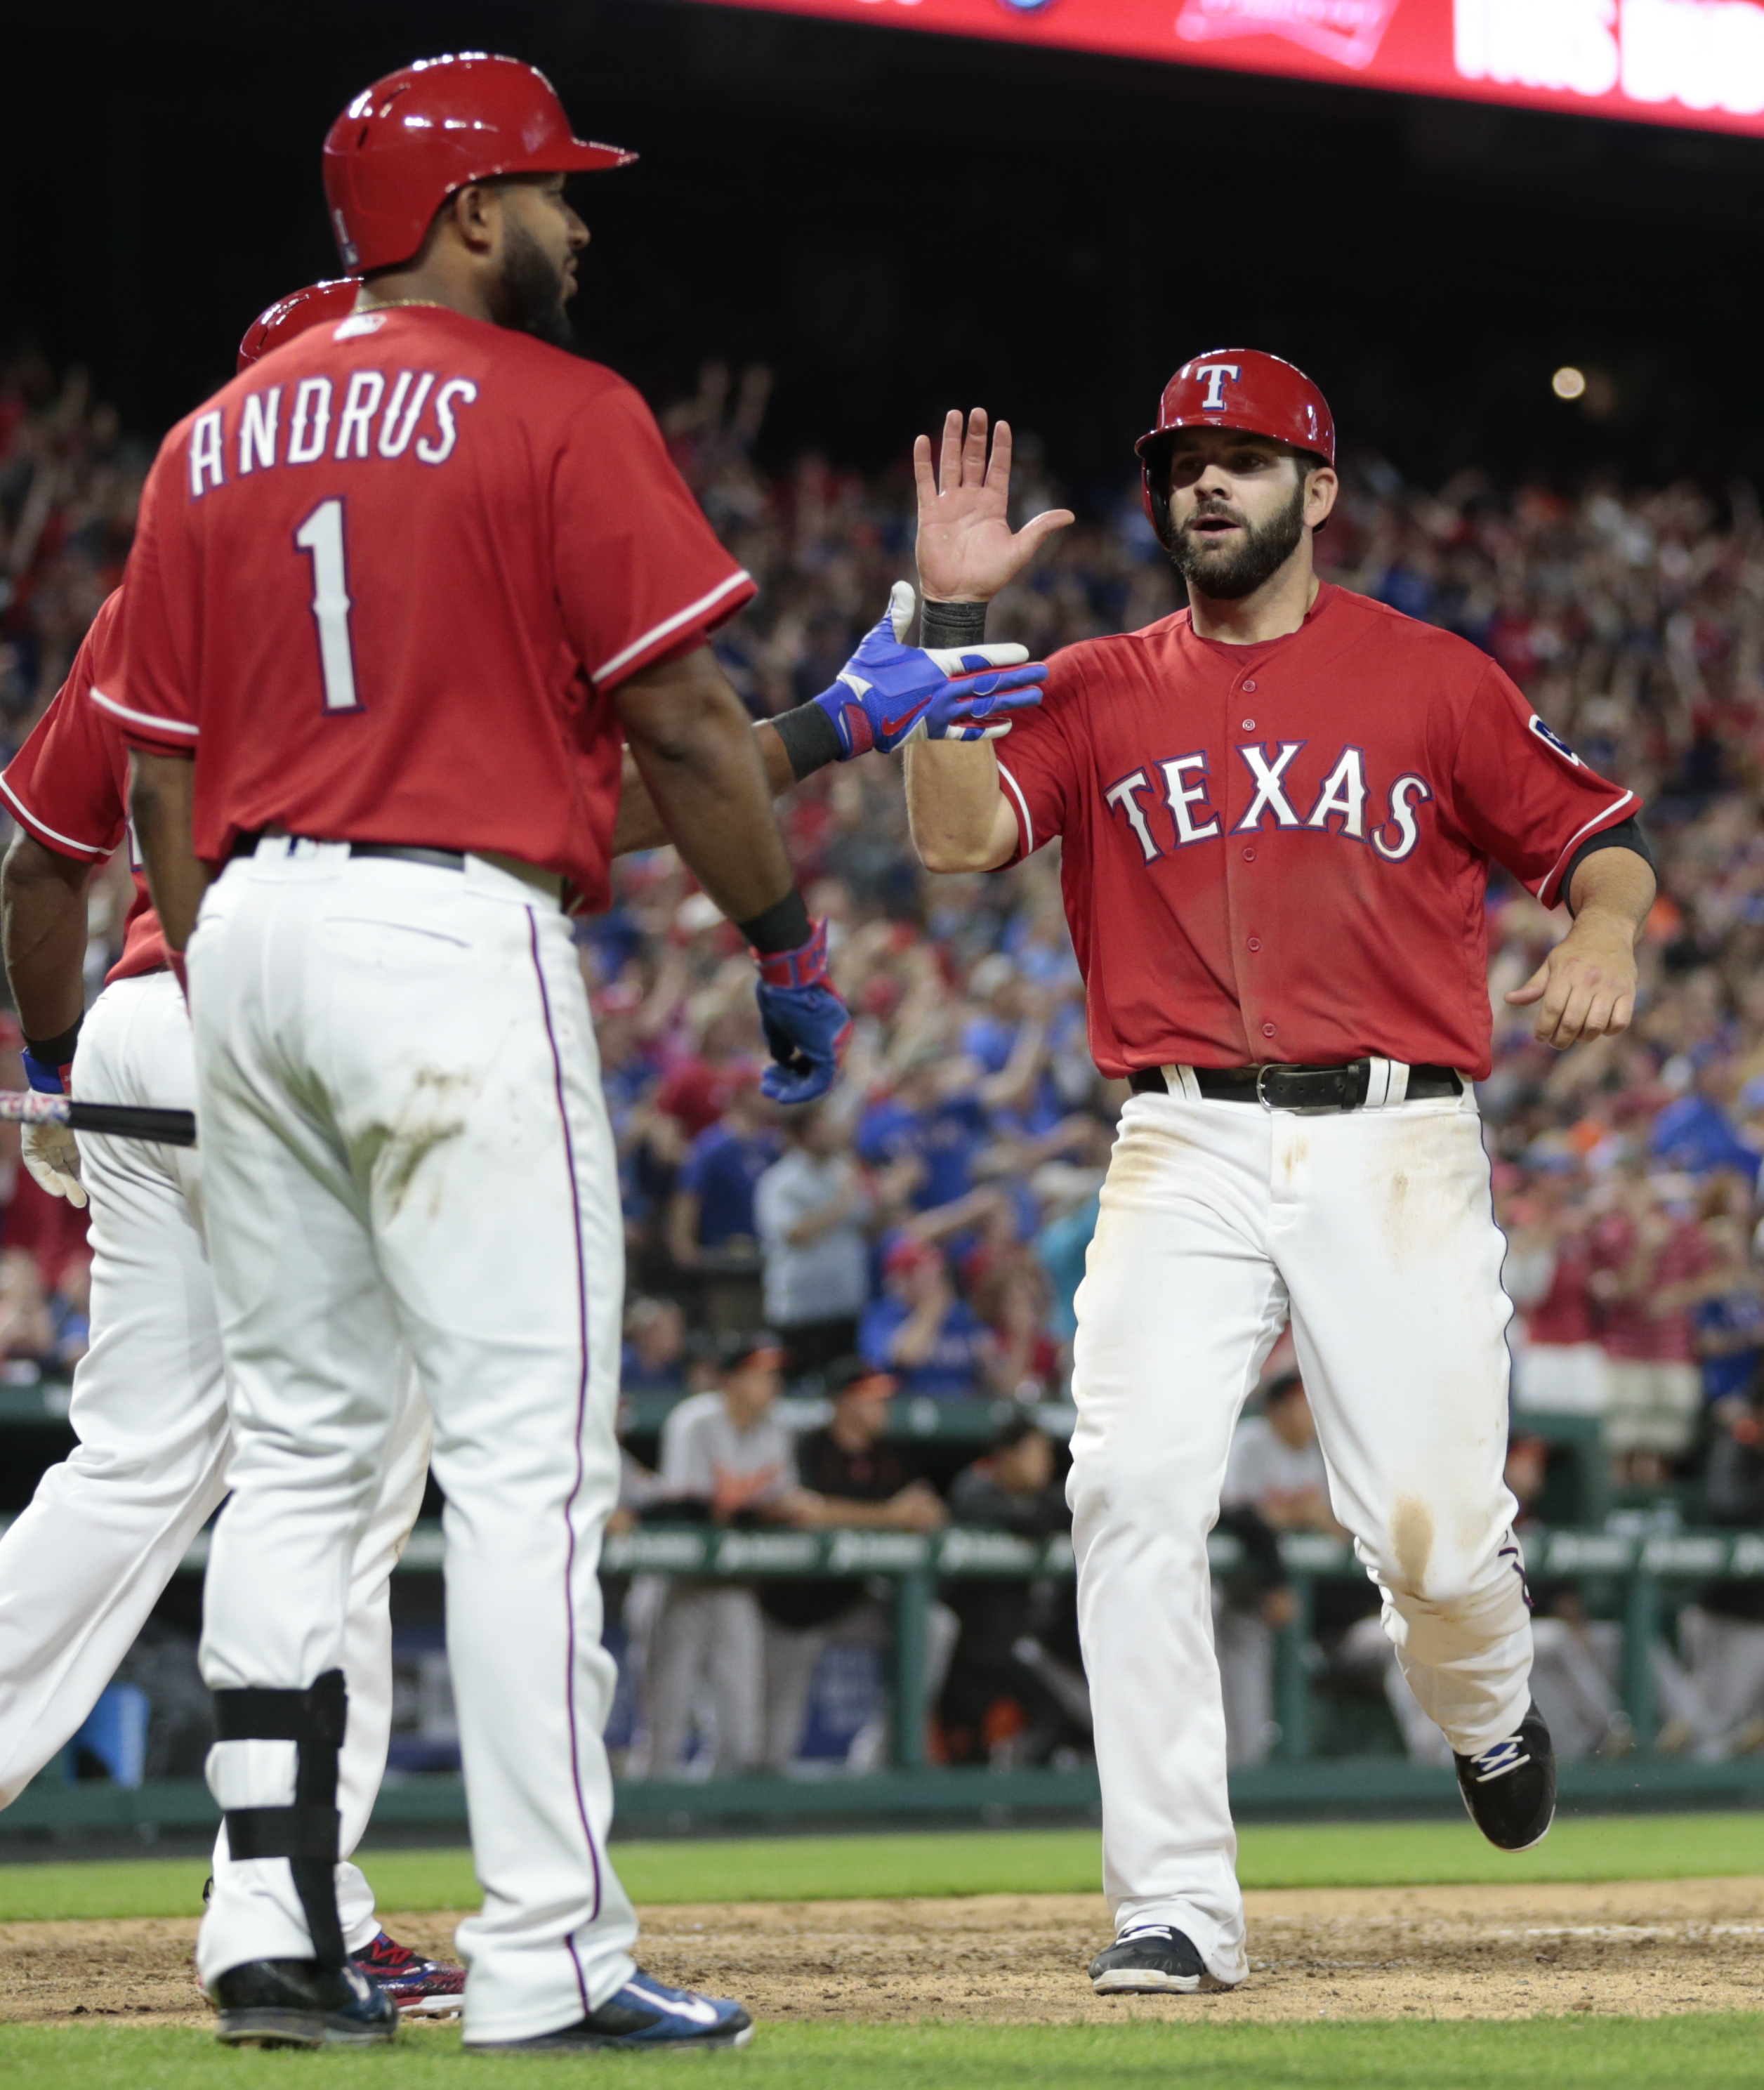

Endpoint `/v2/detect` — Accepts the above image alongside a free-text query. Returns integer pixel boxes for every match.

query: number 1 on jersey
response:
[294,498,362,713]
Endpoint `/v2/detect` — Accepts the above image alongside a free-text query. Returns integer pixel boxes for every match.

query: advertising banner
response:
[689,0,1764,139]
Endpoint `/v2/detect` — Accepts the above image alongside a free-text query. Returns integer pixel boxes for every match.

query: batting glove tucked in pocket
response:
[810,581,1047,757]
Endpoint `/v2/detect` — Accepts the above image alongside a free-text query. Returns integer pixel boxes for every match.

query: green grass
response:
[5,2018,1764,2090]
[6,1812,1764,1923]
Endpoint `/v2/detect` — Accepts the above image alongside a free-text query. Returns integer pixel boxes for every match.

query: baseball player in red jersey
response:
[902,360,1657,1994]
[107,55,1040,2053]
[0,286,466,2018]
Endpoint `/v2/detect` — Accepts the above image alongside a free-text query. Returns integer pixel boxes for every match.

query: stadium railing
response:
[4,1516,1764,1839]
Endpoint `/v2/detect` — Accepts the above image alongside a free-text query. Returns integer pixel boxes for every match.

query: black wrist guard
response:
[770,702,845,782]
[738,888,812,955]
[24,1018,83,1068]
[921,599,989,649]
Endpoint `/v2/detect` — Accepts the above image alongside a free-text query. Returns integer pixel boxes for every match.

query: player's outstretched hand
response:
[810,582,1048,757]
[751,918,854,1106]
[1505,912,1640,1050]
[914,409,1074,604]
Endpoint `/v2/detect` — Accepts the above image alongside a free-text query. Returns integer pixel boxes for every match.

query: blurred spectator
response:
[1591,1175,1714,1483]
[856,1051,991,1214]
[665,1084,779,1270]
[1214,1374,1341,1767]
[938,1419,1082,1766]
[757,1358,953,1770]
[754,1105,874,1379]
[643,1334,796,1777]
[621,1296,688,1393]
[1664,1379,1764,1759]
[858,1238,991,1398]
[1504,1171,1610,1419]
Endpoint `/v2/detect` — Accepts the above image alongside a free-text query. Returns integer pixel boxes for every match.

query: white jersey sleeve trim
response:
[89,685,200,740]
[996,759,1034,860]
[0,774,111,858]
[592,570,754,685]
[1536,791,1635,905]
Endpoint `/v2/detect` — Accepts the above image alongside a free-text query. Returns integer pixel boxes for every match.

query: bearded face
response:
[495,214,576,350]
[1165,465,1310,603]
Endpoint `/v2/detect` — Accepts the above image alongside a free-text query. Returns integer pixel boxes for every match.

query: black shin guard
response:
[213,1669,348,1971]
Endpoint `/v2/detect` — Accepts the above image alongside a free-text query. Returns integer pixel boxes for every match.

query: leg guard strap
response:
[212,1669,348,1970]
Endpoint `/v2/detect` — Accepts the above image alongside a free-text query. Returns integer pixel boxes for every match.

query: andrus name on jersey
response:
[1102,742,1431,865]
[187,369,480,497]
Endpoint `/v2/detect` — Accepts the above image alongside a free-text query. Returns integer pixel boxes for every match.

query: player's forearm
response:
[128,751,211,952]
[903,740,1018,874]
[614,648,798,922]
[611,721,795,859]
[1567,844,1655,938]
[1,833,93,1045]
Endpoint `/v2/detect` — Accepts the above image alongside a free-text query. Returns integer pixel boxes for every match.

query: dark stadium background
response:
[6,0,1764,491]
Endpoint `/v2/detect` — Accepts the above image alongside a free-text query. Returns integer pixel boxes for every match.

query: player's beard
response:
[1168,480,1308,602]
[496,221,576,350]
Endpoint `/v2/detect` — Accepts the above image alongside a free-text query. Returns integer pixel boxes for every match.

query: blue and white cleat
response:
[466,1969,753,2053]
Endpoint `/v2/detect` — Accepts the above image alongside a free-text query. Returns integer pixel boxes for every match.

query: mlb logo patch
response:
[1528,716,1584,767]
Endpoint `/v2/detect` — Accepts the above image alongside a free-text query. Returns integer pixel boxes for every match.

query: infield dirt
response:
[5,1879,1762,2027]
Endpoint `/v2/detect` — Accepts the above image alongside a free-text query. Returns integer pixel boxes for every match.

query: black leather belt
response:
[1128,1061,1462,1110]
[229,833,466,872]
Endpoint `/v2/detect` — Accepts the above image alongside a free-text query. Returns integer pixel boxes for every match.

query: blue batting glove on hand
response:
[751,919,853,1107]
[812,581,1048,758]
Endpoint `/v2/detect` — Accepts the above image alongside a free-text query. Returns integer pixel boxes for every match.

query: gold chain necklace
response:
[355,298,451,313]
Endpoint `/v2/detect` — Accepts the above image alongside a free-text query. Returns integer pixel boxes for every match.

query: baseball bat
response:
[0,1092,197,1148]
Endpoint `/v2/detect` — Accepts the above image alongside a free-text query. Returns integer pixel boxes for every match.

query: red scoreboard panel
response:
[687,0,1764,139]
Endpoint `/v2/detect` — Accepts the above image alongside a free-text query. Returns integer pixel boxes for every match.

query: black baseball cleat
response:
[1454,1702,1557,1852]
[210,1957,400,2047]
[1088,1924,1210,1994]
[466,1971,753,2053]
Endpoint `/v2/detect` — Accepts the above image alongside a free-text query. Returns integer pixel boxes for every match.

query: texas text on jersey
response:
[994,581,1637,1079]
[1,590,170,983]
[101,304,755,909]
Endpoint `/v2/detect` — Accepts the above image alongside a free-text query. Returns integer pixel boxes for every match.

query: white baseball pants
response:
[0,971,427,1950]
[1070,1082,1532,1986]
[187,844,635,2044]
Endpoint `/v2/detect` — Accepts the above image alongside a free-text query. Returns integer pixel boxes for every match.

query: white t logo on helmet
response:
[1194,362,1242,410]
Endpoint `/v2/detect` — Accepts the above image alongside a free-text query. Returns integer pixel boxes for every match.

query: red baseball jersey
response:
[996,583,1638,1081]
[0,590,170,985]
[102,305,755,911]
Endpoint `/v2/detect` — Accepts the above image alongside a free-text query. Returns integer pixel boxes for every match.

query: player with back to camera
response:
[900,360,1657,1994]
[108,52,1044,2053]
[0,280,463,2021]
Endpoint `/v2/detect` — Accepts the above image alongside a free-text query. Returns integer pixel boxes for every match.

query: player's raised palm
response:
[914,408,1074,604]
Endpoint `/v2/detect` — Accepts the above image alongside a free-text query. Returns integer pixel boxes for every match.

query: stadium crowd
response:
[7,343,1764,1773]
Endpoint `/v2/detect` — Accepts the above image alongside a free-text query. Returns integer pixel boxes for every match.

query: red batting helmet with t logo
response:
[1135,348,1335,540]
[237,279,362,372]
[322,52,636,275]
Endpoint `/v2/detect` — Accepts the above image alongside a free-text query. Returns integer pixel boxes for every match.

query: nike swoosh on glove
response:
[811,581,1048,757]
[751,918,853,1107]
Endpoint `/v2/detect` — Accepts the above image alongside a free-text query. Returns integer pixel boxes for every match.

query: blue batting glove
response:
[21,1047,68,1096]
[751,919,853,1107]
[811,582,1048,758]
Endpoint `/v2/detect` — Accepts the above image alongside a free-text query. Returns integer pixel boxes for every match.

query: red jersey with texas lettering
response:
[103,305,755,909]
[996,583,1637,1081]
[0,590,169,985]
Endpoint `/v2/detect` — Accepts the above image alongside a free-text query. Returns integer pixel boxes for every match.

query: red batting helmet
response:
[1135,348,1335,539]
[322,52,636,275]
[237,278,362,372]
